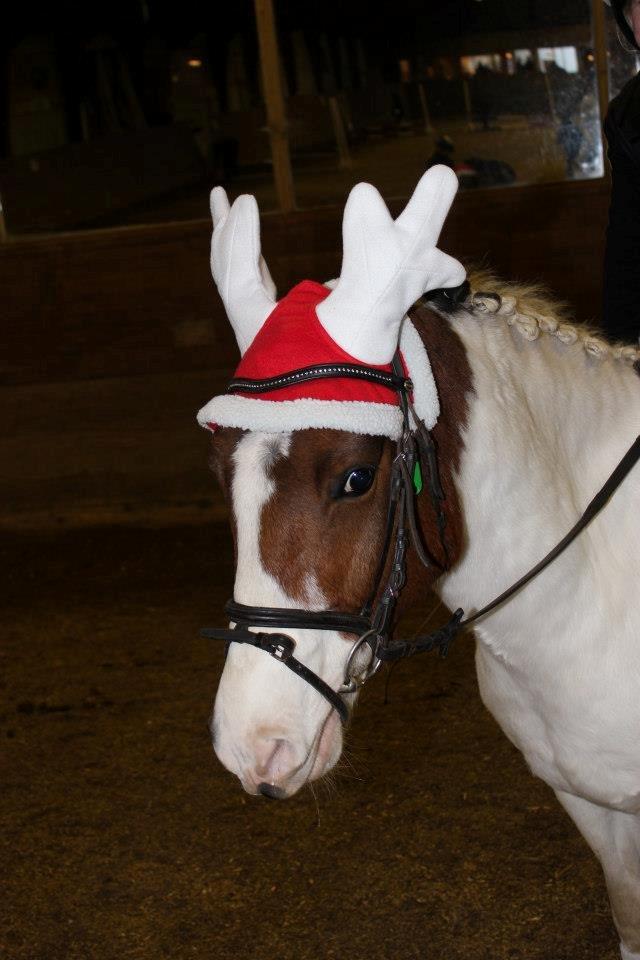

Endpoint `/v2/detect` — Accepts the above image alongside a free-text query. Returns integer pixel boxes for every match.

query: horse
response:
[197,167,640,959]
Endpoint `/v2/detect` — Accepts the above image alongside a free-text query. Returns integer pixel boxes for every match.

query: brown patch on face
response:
[261,430,392,609]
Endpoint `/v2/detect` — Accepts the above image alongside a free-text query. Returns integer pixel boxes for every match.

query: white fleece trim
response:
[399,316,440,430]
[197,395,404,438]
[196,317,439,438]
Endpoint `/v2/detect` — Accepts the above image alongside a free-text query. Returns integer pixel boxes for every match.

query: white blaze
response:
[212,432,348,793]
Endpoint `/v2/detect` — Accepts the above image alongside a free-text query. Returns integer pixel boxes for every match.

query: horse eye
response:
[343,467,375,496]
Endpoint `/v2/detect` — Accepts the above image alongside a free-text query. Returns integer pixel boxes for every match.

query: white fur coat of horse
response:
[200,170,640,959]
[440,282,640,959]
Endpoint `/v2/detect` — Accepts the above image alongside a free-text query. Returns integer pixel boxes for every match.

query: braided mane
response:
[465,269,640,366]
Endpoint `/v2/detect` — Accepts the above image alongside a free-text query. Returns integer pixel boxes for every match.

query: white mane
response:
[465,272,640,366]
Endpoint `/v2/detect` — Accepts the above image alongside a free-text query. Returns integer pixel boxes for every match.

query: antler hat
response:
[197,165,465,439]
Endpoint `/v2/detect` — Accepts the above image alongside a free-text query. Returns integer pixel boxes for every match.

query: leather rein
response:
[202,354,640,727]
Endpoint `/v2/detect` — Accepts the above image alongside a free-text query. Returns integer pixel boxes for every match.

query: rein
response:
[202,356,640,726]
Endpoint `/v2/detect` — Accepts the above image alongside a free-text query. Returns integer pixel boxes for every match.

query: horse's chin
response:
[307,707,343,784]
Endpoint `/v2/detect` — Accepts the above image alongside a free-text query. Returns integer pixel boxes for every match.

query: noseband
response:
[202,341,640,727]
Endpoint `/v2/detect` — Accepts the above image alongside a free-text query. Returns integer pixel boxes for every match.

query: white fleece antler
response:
[210,187,277,355]
[317,165,465,364]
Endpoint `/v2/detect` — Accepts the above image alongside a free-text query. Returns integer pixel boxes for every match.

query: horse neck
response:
[422,306,640,660]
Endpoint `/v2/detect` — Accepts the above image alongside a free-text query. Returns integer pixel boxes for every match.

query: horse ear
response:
[317,165,465,364]
[209,187,277,355]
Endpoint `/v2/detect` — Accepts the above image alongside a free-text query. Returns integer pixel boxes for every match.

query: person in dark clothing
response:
[603,0,640,342]
[546,62,587,178]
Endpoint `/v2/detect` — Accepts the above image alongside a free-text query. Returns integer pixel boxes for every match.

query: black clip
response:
[260,633,295,662]
[436,608,464,658]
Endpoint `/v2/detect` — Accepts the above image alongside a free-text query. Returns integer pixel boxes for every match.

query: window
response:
[0,0,613,234]
[537,46,580,73]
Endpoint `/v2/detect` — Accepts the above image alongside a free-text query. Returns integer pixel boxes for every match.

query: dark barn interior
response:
[1,1,633,957]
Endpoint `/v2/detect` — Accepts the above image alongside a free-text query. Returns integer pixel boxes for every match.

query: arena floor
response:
[1,519,620,960]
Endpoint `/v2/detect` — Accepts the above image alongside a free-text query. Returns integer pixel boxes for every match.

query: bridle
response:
[202,354,452,724]
[202,344,640,727]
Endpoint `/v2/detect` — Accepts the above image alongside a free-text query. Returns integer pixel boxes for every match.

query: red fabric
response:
[232,281,404,405]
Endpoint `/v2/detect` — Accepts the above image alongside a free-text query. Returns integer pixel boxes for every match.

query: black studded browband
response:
[227,362,409,395]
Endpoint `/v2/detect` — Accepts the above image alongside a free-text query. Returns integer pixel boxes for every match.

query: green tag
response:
[413,460,423,495]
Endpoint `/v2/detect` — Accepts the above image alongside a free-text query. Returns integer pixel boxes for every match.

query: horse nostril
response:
[254,735,292,781]
[258,783,286,800]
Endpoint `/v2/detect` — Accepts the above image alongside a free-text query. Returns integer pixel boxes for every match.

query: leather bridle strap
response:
[200,625,351,724]
[382,432,640,662]
[222,600,371,635]
[462,433,640,626]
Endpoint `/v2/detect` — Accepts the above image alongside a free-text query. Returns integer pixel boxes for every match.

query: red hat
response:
[197,166,465,439]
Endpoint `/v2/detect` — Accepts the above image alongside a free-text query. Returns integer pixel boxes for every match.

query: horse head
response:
[199,167,469,798]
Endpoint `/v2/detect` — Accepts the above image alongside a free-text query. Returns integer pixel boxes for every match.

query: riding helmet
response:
[607,0,640,52]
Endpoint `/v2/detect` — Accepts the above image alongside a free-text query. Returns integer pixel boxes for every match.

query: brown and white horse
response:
[203,195,640,957]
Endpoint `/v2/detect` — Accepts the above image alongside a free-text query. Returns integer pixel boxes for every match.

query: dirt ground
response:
[2,521,619,960]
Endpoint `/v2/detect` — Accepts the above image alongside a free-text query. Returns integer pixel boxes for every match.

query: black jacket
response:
[603,72,640,343]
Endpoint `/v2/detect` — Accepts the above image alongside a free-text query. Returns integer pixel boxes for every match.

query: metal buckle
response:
[339,630,382,694]
[265,634,295,662]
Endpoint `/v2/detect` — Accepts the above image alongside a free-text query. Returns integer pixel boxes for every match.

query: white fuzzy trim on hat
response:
[399,315,440,430]
[197,395,404,438]
[197,317,439,439]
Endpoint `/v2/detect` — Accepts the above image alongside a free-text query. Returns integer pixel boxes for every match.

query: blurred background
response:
[1,0,632,526]
[1,0,633,228]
